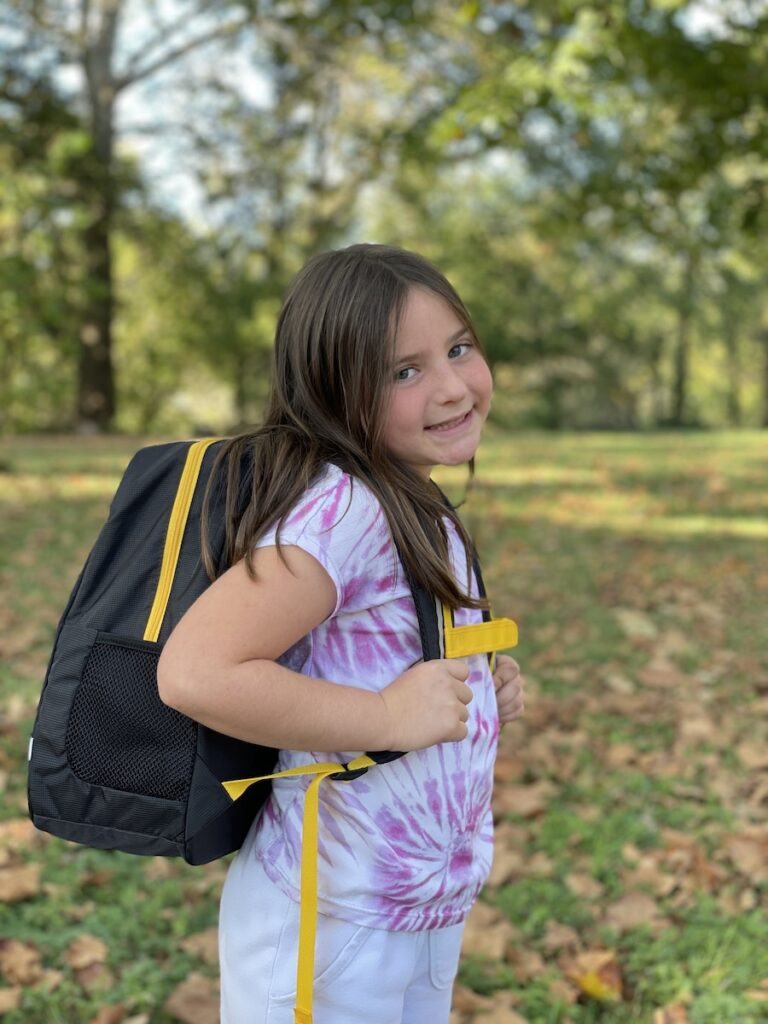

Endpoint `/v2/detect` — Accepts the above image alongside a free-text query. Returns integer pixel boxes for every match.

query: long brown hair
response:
[201,243,489,610]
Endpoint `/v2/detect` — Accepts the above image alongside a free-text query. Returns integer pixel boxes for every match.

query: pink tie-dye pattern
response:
[245,465,499,932]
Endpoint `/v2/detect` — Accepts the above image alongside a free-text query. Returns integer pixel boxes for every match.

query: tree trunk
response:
[76,0,121,432]
[670,250,698,427]
[647,333,666,427]
[723,320,742,427]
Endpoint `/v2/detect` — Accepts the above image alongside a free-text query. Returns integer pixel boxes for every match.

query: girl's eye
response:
[449,341,472,358]
[395,366,417,382]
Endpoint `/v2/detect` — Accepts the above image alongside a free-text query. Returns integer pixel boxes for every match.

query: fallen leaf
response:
[653,1002,689,1022]
[736,742,768,770]
[613,608,657,639]
[65,935,109,970]
[0,939,44,985]
[493,781,555,818]
[504,946,547,982]
[180,929,219,966]
[88,1006,128,1024]
[564,949,622,1002]
[0,820,39,851]
[486,848,525,888]
[542,920,580,953]
[0,864,41,902]
[564,873,604,900]
[493,755,525,783]
[604,892,666,933]
[725,834,768,883]
[0,987,22,1013]
[452,982,492,1013]
[163,972,219,1024]
[75,962,115,995]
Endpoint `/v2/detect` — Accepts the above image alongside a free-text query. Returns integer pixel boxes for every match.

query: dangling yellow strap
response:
[442,606,518,661]
[222,754,376,1024]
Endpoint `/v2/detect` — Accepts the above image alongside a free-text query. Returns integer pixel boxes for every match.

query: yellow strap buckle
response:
[442,606,518,661]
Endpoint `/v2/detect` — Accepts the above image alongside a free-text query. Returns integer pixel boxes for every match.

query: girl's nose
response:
[433,364,468,403]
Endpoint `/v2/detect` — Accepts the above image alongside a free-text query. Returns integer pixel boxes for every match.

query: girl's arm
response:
[156,545,472,753]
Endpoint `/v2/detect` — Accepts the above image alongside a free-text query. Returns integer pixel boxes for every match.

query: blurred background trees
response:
[2,0,767,434]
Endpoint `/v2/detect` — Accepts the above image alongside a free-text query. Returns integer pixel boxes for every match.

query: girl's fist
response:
[493,654,525,725]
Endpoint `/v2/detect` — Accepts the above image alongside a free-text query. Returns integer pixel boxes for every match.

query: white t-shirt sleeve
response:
[253,466,391,618]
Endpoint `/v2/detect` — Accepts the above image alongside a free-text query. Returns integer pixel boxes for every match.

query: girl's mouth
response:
[425,410,473,433]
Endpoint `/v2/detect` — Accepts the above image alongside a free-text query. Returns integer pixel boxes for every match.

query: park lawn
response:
[0,430,767,1024]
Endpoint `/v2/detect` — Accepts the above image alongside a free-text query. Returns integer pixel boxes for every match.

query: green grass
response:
[2,430,768,1023]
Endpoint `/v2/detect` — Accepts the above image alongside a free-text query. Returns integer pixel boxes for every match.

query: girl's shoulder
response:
[285,463,385,535]
[272,464,397,608]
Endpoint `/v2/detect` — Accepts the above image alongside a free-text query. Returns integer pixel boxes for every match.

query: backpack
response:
[27,437,518,1021]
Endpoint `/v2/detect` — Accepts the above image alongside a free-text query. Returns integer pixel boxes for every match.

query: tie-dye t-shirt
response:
[243,464,500,932]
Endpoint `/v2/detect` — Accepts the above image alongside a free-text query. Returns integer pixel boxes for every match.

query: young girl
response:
[157,243,525,1024]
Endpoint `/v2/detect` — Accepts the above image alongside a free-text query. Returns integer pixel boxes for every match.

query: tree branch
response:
[114,15,250,94]
[117,0,223,85]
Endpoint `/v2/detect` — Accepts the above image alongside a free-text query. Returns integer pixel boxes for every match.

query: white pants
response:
[219,852,464,1024]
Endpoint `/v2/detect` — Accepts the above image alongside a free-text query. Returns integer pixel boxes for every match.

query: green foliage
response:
[3,1,768,432]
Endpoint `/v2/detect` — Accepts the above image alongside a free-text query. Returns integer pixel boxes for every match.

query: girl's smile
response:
[382,287,493,478]
[425,409,474,433]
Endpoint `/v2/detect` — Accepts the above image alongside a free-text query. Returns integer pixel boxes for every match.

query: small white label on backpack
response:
[28,736,33,761]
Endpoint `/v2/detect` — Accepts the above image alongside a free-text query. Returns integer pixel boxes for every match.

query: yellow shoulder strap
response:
[144,438,221,642]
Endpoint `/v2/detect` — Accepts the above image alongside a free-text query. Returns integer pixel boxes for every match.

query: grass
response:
[1,429,767,1023]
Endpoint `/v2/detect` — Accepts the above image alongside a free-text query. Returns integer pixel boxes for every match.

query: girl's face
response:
[382,287,493,479]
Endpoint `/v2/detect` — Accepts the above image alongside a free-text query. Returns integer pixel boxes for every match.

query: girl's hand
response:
[379,659,473,751]
[493,654,525,725]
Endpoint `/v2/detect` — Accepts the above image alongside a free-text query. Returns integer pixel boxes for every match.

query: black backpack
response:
[27,438,516,865]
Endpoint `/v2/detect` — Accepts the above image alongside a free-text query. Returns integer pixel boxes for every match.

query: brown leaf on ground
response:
[486,848,525,888]
[452,982,493,1013]
[478,1004,529,1024]
[33,969,65,993]
[603,892,666,933]
[564,872,604,900]
[613,608,657,639]
[638,657,692,690]
[493,781,555,818]
[0,939,44,985]
[180,928,219,966]
[548,976,580,1005]
[542,920,581,954]
[0,820,39,851]
[528,851,555,877]
[0,987,22,1013]
[493,754,526,783]
[724,832,768,884]
[564,949,623,1002]
[505,946,548,982]
[65,934,109,970]
[65,900,97,922]
[652,1003,690,1022]
[0,864,41,902]
[75,962,115,996]
[88,1006,128,1024]
[163,973,220,1024]
[621,851,677,897]
[745,775,768,811]
[464,918,518,961]
[605,743,638,767]
[735,742,768,770]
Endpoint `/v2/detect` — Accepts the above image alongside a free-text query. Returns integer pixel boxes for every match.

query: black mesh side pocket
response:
[65,634,196,801]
